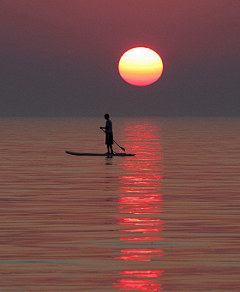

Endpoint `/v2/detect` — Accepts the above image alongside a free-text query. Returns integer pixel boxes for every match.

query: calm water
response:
[1,117,239,292]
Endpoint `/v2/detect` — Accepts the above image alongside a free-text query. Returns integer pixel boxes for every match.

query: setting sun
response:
[118,47,163,86]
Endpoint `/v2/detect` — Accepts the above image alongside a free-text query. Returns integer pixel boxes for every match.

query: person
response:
[100,114,114,154]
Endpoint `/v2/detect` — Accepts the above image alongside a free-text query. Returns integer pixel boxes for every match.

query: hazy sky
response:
[1,0,239,117]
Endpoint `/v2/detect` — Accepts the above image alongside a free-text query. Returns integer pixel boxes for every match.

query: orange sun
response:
[118,47,163,86]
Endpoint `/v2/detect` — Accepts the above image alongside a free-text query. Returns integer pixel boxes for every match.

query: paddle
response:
[100,128,126,152]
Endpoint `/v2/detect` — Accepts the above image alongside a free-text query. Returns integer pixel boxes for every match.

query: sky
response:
[0,0,239,117]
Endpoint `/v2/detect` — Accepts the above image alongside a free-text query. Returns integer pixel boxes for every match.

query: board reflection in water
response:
[113,120,165,291]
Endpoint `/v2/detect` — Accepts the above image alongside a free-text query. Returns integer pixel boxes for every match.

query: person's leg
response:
[106,133,109,153]
[109,133,113,153]
[110,144,113,154]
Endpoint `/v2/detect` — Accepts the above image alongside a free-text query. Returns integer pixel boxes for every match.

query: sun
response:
[118,47,163,86]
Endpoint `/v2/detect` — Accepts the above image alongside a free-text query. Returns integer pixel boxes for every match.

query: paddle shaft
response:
[100,128,125,152]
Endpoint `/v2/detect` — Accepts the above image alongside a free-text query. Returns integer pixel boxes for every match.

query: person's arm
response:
[100,121,109,130]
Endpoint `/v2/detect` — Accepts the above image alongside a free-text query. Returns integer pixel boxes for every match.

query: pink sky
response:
[0,0,239,116]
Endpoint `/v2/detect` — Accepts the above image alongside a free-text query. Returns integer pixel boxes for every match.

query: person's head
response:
[104,114,109,120]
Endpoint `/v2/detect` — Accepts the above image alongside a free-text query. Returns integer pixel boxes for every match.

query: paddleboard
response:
[66,151,135,156]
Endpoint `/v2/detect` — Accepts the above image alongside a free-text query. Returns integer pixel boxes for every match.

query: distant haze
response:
[0,0,239,117]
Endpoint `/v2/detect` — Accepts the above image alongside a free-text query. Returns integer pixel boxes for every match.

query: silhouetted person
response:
[100,114,114,154]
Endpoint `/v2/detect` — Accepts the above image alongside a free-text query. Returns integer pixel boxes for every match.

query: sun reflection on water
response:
[113,120,165,291]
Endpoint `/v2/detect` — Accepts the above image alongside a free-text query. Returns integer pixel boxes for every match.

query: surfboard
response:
[65,151,135,156]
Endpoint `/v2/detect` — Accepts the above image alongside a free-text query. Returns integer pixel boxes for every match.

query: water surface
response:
[1,117,239,291]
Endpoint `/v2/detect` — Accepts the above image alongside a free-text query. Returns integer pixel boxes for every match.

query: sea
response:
[1,117,239,292]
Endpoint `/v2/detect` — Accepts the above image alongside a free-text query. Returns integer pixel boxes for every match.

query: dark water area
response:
[1,117,239,291]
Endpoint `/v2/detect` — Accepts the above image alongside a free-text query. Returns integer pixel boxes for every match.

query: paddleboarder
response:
[100,114,114,154]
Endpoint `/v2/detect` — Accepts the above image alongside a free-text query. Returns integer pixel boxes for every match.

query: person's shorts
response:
[105,132,113,145]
